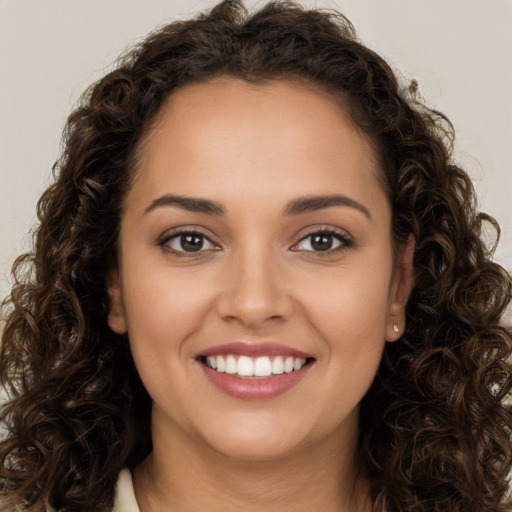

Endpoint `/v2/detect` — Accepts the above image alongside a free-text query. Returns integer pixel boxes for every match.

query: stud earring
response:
[393,324,400,333]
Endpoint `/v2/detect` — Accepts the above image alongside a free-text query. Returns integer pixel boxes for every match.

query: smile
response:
[204,355,308,378]
[197,342,315,400]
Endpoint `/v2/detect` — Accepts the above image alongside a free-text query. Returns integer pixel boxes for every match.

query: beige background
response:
[1,0,511,308]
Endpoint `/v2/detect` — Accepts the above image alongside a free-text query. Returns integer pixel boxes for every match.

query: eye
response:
[159,231,218,254]
[292,230,352,253]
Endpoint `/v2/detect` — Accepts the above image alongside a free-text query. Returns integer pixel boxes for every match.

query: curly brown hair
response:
[1,1,511,511]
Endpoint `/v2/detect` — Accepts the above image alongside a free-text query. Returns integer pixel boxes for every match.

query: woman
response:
[1,1,511,511]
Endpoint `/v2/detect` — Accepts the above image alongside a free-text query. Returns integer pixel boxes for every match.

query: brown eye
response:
[162,232,217,253]
[292,230,351,253]
[310,234,334,251]
[180,234,204,252]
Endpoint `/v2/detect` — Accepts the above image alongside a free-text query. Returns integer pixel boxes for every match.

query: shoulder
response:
[112,469,140,512]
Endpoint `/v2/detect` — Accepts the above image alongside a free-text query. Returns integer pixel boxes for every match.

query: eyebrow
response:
[144,194,225,215]
[284,195,372,219]
[144,193,371,219]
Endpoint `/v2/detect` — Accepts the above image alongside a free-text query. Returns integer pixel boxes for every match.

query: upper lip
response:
[197,342,313,359]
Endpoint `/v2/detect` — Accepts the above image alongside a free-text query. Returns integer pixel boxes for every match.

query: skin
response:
[108,78,414,511]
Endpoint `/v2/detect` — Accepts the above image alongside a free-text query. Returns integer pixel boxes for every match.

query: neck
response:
[133,412,372,512]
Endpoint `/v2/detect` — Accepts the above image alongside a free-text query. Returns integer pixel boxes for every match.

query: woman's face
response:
[108,78,412,461]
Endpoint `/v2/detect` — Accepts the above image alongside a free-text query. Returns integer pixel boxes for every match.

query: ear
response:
[386,235,415,342]
[106,268,127,334]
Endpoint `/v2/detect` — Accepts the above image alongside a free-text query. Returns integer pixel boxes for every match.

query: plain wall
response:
[1,0,511,305]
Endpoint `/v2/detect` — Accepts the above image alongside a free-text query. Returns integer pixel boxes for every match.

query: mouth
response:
[198,354,314,379]
[196,342,315,400]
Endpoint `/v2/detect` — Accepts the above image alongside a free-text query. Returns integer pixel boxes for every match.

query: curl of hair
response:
[1,1,511,510]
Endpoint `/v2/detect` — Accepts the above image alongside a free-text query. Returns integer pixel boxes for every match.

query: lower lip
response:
[199,363,312,400]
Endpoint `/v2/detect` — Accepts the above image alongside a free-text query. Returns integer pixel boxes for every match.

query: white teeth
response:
[254,356,272,377]
[225,355,237,374]
[284,357,294,373]
[271,356,284,375]
[216,355,225,373]
[294,358,306,371]
[205,354,308,377]
[237,356,254,376]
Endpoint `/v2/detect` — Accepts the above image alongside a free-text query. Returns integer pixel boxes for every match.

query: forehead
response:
[143,77,374,157]
[129,78,386,213]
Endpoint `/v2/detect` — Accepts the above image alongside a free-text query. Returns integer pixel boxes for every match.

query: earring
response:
[393,324,400,333]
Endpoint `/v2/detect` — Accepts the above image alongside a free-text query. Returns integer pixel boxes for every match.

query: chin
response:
[209,437,302,462]
[196,416,311,462]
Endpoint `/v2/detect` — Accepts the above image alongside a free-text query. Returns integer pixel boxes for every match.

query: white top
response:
[112,469,140,512]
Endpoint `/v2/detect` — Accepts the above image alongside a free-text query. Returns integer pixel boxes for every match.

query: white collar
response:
[112,469,140,512]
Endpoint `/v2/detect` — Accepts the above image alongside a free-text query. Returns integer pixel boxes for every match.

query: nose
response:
[215,247,294,329]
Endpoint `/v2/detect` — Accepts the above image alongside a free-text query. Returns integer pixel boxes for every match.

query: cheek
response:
[316,289,389,385]
[123,269,213,344]
[304,261,392,389]
[121,271,212,410]
[305,262,392,338]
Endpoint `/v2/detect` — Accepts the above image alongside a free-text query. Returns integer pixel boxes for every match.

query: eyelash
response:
[157,229,219,257]
[291,228,353,256]
[157,228,353,256]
